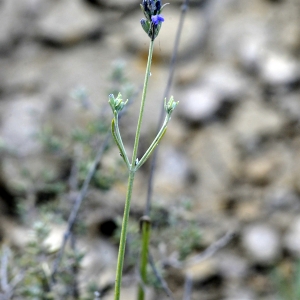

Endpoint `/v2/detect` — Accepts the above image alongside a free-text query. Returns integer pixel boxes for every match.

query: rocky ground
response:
[1,0,300,299]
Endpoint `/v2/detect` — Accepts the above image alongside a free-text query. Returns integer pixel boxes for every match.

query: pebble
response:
[35,0,103,46]
[155,147,191,195]
[184,258,218,283]
[242,224,281,264]
[0,0,25,53]
[230,100,285,146]
[79,238,117,291]
[237,36,266,73]
[236,201,261,223]
[284,217,300,256]
[259,53,300,87]
[44,225,66,253]
[0,96,46,156]
[202,65,246,101]
[187,125,239,197]
[243,156,277,186]
[178,85,221,124]
[224,287,256,300]
[178,66,245,124]
[278,93,300,121]
[217,253,249,280]
[265,188,300,211]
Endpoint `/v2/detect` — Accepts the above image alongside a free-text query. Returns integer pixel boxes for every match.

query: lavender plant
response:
[109,1,178,299]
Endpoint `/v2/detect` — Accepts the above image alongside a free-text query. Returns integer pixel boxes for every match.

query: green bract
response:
[108,93,128,114]
[164,96,179,116]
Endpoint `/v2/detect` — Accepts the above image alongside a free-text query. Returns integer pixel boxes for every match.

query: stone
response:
[79,238,117,292]
[242,224,281,264]
[35,0,103,46]
[236,201,261,223]
[155,147,191,195]
[0,0,48,53]
[217,252,249,280]
[224,287,256,300]
[187,125,239,191]
[0,216,30,247]
[178,85,221,123]
[237,36,266,73]
[202,65,246,101]
[0,95,46,156]
[208,0,270,62]
[184,258,218,283]
[243,156,277,186]
[230,100,285,147]
[259,53,300,87]
[0,0,25,53]
[265,188,300,211]
[284,217,300,256]
[278,93,300,121]
[44,225,66,253]
[178,66,246,124]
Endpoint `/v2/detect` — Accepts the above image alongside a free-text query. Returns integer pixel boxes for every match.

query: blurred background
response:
[1,0,300,299]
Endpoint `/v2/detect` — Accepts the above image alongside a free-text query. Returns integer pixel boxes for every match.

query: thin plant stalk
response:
[132,40,154,163]
[136,2,190,299]
[138,217,152,300]
[114,40,154,300]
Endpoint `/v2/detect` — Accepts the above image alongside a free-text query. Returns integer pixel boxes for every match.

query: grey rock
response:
[230,100,285,147]
[259,53,300,87]
[178,65,246,124]
[0,0,47,53]
[178,85,221,123]
[284,217,300,256]
[35,0,103,46]
[0,0,28,53]
[243,156,277,186]
[79,238,117,293]
[217,253,249,280]
[224,288,255,300]
[265,188,300,211]
[242,224,281,263]
[155,147,191,195]
[202,65,246,101]
[237,36,267,73]
[0,95,46,156]
[277,93,300,121]
[184,258,218,283]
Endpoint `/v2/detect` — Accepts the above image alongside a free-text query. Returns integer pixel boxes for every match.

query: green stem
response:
[115,115,131,168]
[114,170,135,300]
[114,39,154,300]
[138,217,151,300]
[135,115,169,171]
[111,119,130,169]
[132,40,154,164]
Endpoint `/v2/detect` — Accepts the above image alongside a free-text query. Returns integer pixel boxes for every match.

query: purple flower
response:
[142,0,162,19]
[151,14,164,26]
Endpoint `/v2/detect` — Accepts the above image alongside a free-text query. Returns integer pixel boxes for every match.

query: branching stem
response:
[114,39,154,300]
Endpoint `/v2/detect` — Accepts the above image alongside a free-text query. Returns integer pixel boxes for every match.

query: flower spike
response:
[140,0,168,40]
